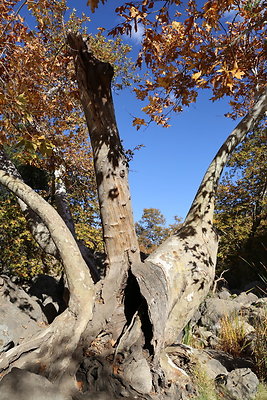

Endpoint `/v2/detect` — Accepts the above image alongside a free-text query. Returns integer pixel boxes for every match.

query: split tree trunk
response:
[0,33,266,400]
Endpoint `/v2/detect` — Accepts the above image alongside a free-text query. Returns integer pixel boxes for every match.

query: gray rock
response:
[124,358,152,394]
[216,368,259,400]
[0,277,46,352]
[218,289,231,300]
[0,368,71,400]
[28,274,66,323]
[191,349,228,380]
[200,298,241,334]
[0,276,44,322]
[234,292,258,306]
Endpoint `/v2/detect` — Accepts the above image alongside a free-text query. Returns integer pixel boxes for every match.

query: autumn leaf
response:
[132,117,147,130]
[192,71,202,81]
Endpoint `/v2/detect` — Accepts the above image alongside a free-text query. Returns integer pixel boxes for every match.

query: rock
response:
[28,274,66,323]
[218,289,232,300]
[200,297,241,334]
[216,368,259,400]
[192,350,228,380]
[0,277,46,352]
[124,358,152,394]
[0,368,71,400]
[206,349,255,371]
[234,292,258,306]
[0,275,44,322]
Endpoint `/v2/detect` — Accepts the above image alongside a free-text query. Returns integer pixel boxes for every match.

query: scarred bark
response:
[67,33,141,338]
[0,33,266,400]
[132,88,267,352]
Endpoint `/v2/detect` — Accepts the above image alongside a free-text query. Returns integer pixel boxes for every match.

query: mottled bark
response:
[67,34,141,333]
[1,34,266,400]
[133,87,267,350]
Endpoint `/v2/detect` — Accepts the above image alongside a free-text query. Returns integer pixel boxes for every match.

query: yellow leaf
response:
[132,117,147,130]
[232,69,245,80]
[192,71,202,80]
[172,21,182,30]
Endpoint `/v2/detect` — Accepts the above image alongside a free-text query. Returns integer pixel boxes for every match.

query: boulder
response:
[0,368,71,400]
[0,276,46,352]
[216,368,259,400]
[234,292,258,306]
[28,274,66,323]
[200,297,241,334]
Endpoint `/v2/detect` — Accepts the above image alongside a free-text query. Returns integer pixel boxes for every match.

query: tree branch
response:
[0,170,95,314]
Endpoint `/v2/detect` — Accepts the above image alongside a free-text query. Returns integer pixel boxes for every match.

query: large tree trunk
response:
[0,32,266,399]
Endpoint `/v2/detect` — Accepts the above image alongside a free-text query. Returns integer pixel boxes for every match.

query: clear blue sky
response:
[22,1,240,225]
[76,1,240,225]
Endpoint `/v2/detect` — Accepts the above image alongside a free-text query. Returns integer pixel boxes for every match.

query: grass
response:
[252,309,267,381]
[255,382,267,400]
[218,308,267,381]
[182,323,204,349]
[218,312,248,357]
[192,364,219,400]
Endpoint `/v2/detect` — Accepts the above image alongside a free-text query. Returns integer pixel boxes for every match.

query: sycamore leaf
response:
[192,71,202,81]
[172,21,182,30]
[232,69,245,80]
[132,117,147,130]
[87,0,106,13]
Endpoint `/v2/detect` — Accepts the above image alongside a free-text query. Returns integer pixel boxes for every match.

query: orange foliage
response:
[104,0,266,126]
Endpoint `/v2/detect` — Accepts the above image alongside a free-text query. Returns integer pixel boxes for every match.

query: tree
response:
[0,0,134,281]
[0,31,266,397]
[136,208,182,253]
[215,125,267,288]
[0,1,266,399]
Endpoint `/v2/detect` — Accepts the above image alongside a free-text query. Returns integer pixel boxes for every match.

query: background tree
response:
[215,123,267,288]
[136,208,182,253]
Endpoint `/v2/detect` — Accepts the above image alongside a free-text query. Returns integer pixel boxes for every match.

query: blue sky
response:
[78,1,240,225]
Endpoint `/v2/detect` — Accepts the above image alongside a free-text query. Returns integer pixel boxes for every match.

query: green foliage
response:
[135,208,182,253]
[0,192,61,280]
[215,126,267,288]
[255,382,267,400]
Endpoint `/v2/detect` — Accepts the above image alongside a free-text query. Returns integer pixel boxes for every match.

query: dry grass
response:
[218,312,248,357]
[252,309,267,380]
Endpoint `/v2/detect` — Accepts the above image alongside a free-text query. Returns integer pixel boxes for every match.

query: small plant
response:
[255,382,267,400]
[182,323,204,349]
[218,312,248,357]
[192,363,219,400]
[252,309,267,381]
